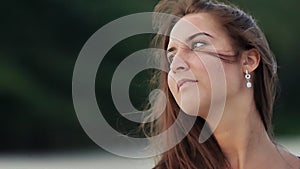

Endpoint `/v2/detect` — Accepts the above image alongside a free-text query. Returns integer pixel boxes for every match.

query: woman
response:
[145,0,300,168]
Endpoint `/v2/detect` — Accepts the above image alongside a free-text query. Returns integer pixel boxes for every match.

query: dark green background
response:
[0,0,299,152]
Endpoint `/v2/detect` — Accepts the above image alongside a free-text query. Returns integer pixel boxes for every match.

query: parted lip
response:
[177,79,198,90]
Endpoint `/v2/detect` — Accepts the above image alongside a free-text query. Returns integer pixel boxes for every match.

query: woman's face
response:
[167,13,245,118]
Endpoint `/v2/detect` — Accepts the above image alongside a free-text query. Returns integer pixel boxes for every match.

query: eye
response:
[192,42,206,49]
[167,53,175,64]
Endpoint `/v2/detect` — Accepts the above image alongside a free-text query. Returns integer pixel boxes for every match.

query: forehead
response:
[169,13,224,42]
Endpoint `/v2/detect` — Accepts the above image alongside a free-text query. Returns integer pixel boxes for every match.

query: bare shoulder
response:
[288,153,300,168]
[278,147,300,169]
[284,154,300,169]
[296,155,300,168]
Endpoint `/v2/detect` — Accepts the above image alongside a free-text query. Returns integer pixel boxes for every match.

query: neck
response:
[211,92,278,169]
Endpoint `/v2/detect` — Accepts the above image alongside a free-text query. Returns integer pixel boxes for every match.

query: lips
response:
[177,79,198,90]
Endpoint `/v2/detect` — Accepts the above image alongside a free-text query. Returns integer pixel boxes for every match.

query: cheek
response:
[167,74,177,96]
[223,65,244,96]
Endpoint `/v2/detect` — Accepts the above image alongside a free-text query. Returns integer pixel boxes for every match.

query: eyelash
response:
[191,41,206,49]
[167,41,207,64]
[167,54,175,64]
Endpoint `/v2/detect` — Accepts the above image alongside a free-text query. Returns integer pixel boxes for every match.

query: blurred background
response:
[0,0,299,168]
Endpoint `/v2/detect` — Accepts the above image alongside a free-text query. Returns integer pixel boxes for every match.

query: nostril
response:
[170,56,189,73]
[177,66,186,71]
[172,65,187,73]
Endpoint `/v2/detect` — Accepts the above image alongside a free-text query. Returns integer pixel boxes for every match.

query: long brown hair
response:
[144,0,279,168]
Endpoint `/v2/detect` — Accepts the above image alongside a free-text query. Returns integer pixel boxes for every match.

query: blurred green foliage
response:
[0,0,299,152]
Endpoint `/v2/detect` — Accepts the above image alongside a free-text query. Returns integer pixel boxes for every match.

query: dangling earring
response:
[245,70,252,88]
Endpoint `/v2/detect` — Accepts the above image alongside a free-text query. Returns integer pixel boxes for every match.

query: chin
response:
[175,86,210,117]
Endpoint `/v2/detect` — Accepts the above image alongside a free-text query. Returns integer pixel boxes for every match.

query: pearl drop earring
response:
[245,70,252,88]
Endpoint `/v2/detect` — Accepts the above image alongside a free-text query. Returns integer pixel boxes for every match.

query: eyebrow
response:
[167,32,214,53]
[186,32,214,42]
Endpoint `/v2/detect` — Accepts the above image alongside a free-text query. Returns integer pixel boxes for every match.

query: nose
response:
[170,53,189,73]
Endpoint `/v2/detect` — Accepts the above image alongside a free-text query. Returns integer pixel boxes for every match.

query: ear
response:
[241,48,261,73]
